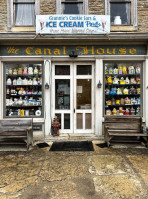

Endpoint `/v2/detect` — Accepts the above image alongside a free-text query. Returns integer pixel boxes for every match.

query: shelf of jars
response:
[5,64,43,117]
[104,63,141,116]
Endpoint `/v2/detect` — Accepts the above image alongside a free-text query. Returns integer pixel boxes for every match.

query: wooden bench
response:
[104,117,148,147]
[0,119,33,151]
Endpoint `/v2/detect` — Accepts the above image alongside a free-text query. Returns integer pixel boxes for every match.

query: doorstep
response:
[44,134,104,142]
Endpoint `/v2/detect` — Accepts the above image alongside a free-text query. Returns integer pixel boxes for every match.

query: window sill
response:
[11,27,36,32]
[111,26,137,32]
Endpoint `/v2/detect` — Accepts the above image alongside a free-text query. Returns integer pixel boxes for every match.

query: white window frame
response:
[56,0,88,15]
[7,0,40,29]
[105,0,137,27]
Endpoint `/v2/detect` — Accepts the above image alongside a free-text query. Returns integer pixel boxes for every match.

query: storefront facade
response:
[0,42,147,139]
[1,0,148,140]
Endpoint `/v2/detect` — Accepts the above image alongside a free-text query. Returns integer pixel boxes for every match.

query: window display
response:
[104,62,142,116]
[5,63,43,117]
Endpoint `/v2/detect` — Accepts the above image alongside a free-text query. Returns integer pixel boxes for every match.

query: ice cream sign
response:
[36,15,110,34]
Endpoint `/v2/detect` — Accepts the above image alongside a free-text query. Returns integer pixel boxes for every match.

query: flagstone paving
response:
[0,143,148,199]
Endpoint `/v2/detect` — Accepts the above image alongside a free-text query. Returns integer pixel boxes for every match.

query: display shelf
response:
[105,104,140,107]
[6,74,42,77]
[105,94,140,96]
[6,85,42,87]
[105,74,140,76]
[105,84,140,86]
[6,94,42,97]
[6,105,42,108]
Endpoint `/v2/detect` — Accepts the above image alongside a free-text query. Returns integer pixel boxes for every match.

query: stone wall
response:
[0,0,148,33]
[138,0,148,32]
[40,0,56,15]
[0,0,7,32]
[89,0,105,15]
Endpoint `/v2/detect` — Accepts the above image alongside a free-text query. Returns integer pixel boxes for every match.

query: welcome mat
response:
[50,141,94,151]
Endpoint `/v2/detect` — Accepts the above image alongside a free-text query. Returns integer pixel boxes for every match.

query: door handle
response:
[74,108,75,113]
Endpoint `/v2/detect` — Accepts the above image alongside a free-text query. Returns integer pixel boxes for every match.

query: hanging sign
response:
[36,15,110,34]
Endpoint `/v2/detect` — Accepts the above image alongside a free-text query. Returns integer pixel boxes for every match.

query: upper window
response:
[105,0,137,26]
[57,0,88,14]
[14,0,35,26]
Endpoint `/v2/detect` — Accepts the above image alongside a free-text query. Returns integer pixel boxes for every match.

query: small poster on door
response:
[77,86,83,93]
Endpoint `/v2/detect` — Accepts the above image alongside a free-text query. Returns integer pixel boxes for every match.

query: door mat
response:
[50,141,94,151]
[96,143,108,148]
[37,142,49,148]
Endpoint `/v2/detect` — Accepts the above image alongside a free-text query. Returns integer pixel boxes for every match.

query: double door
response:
[52,62,94,134]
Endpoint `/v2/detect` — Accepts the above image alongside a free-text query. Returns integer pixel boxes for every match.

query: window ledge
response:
[111,26,137,32]
[11,27,36,32]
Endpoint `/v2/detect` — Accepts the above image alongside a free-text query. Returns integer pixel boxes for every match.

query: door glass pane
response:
[85,113,91,129]
[55,79,70,110]
[77,65,92,75]
[64,114,70,129]
[62,1,83,14]
[111,3,131,25]
[55,114,61,129]
[55,65,70,75]
[77,79,91,109]
[77,113,83,129]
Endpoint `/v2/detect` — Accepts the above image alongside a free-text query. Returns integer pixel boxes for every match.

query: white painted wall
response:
[95,59,103,136]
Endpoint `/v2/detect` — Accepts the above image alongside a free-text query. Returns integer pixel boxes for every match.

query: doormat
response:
[50,141,94,151]
[96,143,108,148]
[37,142,49,148]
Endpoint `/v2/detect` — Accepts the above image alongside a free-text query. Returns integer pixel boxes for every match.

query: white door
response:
[52,62,94,134]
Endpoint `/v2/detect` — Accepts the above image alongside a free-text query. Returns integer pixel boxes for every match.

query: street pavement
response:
[0,141,148,199]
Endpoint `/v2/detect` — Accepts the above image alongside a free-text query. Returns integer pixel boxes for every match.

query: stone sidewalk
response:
[0,141,148,199]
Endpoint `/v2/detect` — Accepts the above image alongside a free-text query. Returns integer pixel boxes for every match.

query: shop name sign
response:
[36,15,110,34]
[0,45,147,56]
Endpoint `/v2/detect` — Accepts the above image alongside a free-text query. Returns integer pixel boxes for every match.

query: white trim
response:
[105,0,137,27]
[56,0,88,14]
[145,59,148,126]
[0,61,3,119]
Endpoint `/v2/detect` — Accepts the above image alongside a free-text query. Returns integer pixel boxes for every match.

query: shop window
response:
[4,63,43,118]
[57,0,88,14]
[104,62,142,116]
[7,0,40,29]
[105,0,137,27]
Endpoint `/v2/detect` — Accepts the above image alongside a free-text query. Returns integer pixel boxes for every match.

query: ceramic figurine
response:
[23,67,28,75]
[136,65,140,74]
[123,66,127,74]
[34,66,39,75]
[33,78,38,85]
[119,107,124,115]
[109,88,116,95]
[13,79,17,85]
[125,97,131,104]
[37,78,41,85]
[106,109,111,115]
[8,68,13,75]
[39,65,42,74]
[136,106,140,115]
[25,110,29,116]
[107,100,112,105]
[137,97,140,104]
[17,77,22,85]
[120,98,125,105]
[109,67,113,74]
[114,67,118,74]
[112,108,117,115]
[18,68,23,75]
[35,108,42,116]
[105,66,108,74]
[131,97,137,105]
[136,77,140,84]
[22,78,28,85]
[105,88,110,95]
[5,68,8,75]
[123,88,129,95]
[7,78,12,85]
[118,66,123,74]
[125,77,130,84]
[117,88,122,95]
[28,79,33,85]
[18,97,23,105]
[129,86,136,95]
[124,108,130,115]
[130,77,136,84]
[112,98,116,105]
[137,88,141,94]
[107,76,113,84]
[13,68,18,75]
[128,66,135,74]
[28,66,33,75]
[113,76,119,84]
[120,77,125,84]
[130,107,135,115]
[116,100,120,105]
[6,89,10,94]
